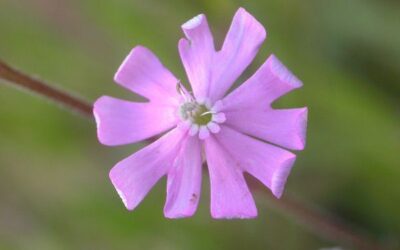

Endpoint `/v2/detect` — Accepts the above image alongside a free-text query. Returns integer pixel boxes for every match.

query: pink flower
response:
[94,7,307,219]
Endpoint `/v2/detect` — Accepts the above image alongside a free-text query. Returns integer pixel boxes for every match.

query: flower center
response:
[178,99,226,140]
[180,102,212,125]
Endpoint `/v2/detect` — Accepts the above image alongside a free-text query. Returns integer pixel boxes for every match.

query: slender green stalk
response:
[0,59,389,250]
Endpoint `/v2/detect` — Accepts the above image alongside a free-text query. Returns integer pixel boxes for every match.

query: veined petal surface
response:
[94,96,179,146]
[207,8,266,102]
[215,126,296,198]
[179,14,214,99]
[205,134,257,219]
[114,46,181,105]
[164,136,202,218]
[109,128,186,210]
[221,55,307,150]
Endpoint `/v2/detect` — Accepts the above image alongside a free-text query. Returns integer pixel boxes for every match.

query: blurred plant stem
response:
[248,177,386,250]
[0,59,92,116]
[0,59,388,250]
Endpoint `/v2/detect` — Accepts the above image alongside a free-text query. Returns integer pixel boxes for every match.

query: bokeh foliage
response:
[0,0,399,249]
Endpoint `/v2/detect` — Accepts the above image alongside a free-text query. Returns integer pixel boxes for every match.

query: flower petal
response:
[207,7,266,102]
[164,136,202,218]
[109,128,186,211]
[222,54,303,110]
[204,135,257,219]
[219,54,306,150]
[224,108,308,150]
[215,126,296,198]
[93,96,179,146]
[114,46,180,104]
[179,14,214,99]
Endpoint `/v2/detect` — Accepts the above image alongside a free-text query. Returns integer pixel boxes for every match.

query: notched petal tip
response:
[180,13,213,49]
[93,98,102,129]
[267,54,303,89]
[113,45,148,84]
[182,14,205,30]
[235,7,267,41]
[93,96,113,146]
[93,96,136,147]
[178,38,190,52]
[164,209,196,219]
[286,107,308,151]
[211,210,258,220]
[109,168,134,211]
[295,107,308,151]
[271,154,296,198]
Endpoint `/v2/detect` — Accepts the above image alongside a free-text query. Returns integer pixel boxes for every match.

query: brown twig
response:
[0,59,92,117]
[0,59,388,250]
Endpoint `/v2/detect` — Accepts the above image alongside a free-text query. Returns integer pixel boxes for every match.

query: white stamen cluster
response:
[178,99,226,140]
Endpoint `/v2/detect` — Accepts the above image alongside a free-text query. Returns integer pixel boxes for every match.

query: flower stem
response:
[247,177,387,250]
[0,59,92,117]
[0,59,389,250]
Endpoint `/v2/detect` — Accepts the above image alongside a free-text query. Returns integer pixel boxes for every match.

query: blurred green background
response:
[0,0,399,249]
